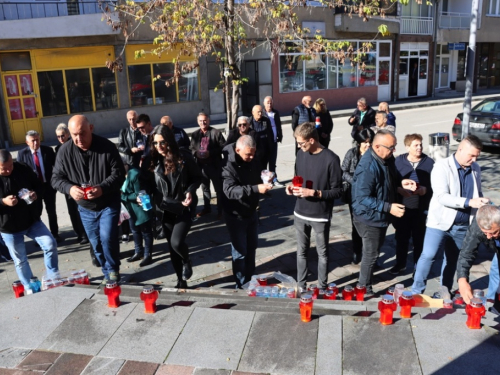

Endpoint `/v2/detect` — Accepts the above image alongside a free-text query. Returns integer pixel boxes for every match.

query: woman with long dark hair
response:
[150,125,202,288]
[341,128,375,264]
[313,98,334,149]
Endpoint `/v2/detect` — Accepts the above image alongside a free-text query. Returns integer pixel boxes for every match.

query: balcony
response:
[0,1,114,21]
[400,16,433,35]
[439,12,471,29]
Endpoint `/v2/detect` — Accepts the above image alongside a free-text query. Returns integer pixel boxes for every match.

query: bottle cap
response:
[470,298,483,308]
[344,285,354,292]
[325,290,334,298]
[142,285,154,294]
[106,281,118,288]
[328,283,337,289]
[472,289,484,298]
[401,291,413,300]
[29,277,39,282]
[387,286,395,294]
[300,292,313,303]
[309,284,318,290]
[318,289,325,296]
[355,283,366,290]
[395,283,404,290]
[382,294,395,304]
[12,280,22,286]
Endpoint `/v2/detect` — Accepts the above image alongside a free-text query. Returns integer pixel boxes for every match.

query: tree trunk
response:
[224,0,239,131]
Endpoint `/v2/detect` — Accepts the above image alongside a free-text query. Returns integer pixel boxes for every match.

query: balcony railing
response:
[439,12,471,29]
[0,1,116,21]
[401,16,434,35]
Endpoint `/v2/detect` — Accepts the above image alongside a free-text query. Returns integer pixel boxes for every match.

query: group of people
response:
[1,94,498,312]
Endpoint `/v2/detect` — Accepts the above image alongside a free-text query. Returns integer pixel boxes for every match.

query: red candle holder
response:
[324,290,335,300]
[387,287,395,296]
[342,285,354,301]
[292,176,304,187]
[308,284,319,299]
[318,289,325,299]
[299,293,313,323]
[378,294,397,325]
[354,284,367,301]
[12,280,24,298]
[443,299,454,309]
[257,276,268,286]
[104,281,121,308]
[140,285,158,314]
[287,288,296,299]
[327,283,338,298]
[399,291,415,318]
[465,298,485,329]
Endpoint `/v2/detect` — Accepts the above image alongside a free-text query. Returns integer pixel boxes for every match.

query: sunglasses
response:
[237,123,248,127]
[152,141,167,147]
[56,135,66,139]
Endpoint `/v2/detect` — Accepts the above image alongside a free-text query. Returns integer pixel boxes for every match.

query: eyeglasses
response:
[297,141,307,147]
[56,135,66,139]
[237,123,248,127]
[152,141,167,147]
[379,144,396,152]
[137,126,145,130]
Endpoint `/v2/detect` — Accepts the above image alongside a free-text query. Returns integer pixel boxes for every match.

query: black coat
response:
[224,128,257,147]
[189,127,226,166]
[349,106,376,138]
[17,145,55,184]
[118,126,142,168]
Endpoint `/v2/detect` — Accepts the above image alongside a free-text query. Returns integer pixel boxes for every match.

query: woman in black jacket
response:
[150,125,202,288]
[313,98,334,149]
[341,128,374,264]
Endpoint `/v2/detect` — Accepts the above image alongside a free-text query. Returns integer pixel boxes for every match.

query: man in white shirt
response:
[263,96,283,186]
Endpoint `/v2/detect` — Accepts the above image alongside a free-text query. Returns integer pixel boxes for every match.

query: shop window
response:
[93,67,117,110]
[37,71,67,117]
[339,59,358,88]
[66,69,91,113]
[327,57,338,89]
[359,52,377,86]
[379,43,391,58]
[488,0,500,15]
[419,60,428,79]
[279,55,303,92]
[379,61,390,85]
[304,55,326,90]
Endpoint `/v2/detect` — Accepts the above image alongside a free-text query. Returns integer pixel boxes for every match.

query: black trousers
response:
[348,204,363,258]
[393,208,427,269]
[42,184,58,237]
[162,209,192,281]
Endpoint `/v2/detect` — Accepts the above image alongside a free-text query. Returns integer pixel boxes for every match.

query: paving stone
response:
[16,350,61,372]
[81,357,125,375]
[155,364,195,375]
[0,287,94,351]
[343,317,421,375]
[231,372,268,375]
[411,320,500,375]
[315,315,342,375]
[39,299,136,355]
[193,370,231,375]
[166,308,254,370]
[45,353,93,375]
[116,360,158,375]
[238,312,317,375]
[99,304,193,363]
[0,348,31,369]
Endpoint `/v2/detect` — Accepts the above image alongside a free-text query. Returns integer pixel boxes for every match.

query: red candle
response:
[104,281,121,308]
[443,299,454,309]
[12,281,24,298]
[387,287,395,296]
[299,293,313,323]
[292,176,304,187]
[247,287,257,297]
[378,295,397,325]
[324,290,335,300]
[287,288,296,299]
[354,284,366,301]
[82,183,92,200]
[140,285,158,314]
[308,284,319,299]
[399,291,415,318]
[465,298,486,329]
[257,276,267,286]
[318,289,325,300]
[342,285,354,301]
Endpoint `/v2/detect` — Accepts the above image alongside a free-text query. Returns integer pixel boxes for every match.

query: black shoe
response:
[120,235,129,243]
[175,280,188,289]
[388,265,405,275]
[491,293,500,316]
[352,253,361,265]
[139,256,153,267]
[127,253,142,262]
[182,260,193,281]
[91,256,100,267]
[365,286,375,296]
[80,237,89,245]
[155,230,166,240]
[54,236,64,244]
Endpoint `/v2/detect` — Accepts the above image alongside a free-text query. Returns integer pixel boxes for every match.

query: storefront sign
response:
[448,43,465,51]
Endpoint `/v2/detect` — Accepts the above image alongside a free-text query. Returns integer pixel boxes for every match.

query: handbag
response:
[341,181,351,204]
[160,197,185,215]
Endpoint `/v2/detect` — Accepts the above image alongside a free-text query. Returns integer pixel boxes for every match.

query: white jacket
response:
[426,154,482,231]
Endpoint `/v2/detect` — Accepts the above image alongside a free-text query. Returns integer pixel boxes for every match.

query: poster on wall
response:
[23,97,36,118]
[8,99,23,120]
[20,74,33,95]
[4,75,19,97]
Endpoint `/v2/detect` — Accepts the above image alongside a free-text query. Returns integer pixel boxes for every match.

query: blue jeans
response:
[411,225,468,294]
[224,212,258,288]
[129,218,153,257]
[79,201,121,279]
[1,219,58,287]
[487,253,500,300]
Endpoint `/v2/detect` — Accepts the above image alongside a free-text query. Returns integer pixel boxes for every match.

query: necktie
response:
[34,151,44,182]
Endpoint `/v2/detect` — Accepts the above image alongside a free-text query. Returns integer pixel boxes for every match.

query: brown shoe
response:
[196,208,212,217]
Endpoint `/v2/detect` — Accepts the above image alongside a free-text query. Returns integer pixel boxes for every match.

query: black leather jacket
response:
[341,147,360,184]
[118,126,141,168]
[457,217,500,281]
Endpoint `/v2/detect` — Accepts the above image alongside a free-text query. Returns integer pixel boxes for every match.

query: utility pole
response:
[462,0,479,138]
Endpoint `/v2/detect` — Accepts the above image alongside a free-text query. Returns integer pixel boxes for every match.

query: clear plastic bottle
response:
[393,284,405,304]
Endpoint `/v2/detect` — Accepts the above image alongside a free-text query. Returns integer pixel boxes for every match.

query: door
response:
[377,59,391,101]
[241,61,258,115]
[434,56,450,89]
[418,57,428,96]
[2,72,42,144]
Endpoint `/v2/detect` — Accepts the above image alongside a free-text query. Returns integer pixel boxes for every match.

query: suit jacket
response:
[426,154,482,231]
[17,145,56,187]
[263,108,283,143]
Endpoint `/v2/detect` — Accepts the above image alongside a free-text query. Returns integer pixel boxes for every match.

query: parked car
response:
[452,96,500,147]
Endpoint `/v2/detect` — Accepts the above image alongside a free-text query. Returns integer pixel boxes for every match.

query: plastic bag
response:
[242,271,297,298]
[118,203,131,225]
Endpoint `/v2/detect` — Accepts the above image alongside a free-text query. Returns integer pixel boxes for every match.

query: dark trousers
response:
[348,204,362,258]
[295,215,330,289]
[224,212,258,288]
[393,208,427,269]
[65,194,86,239]
[129,218,154,257]
[162,209,192,281]
[42,185,58,236]
[354,219,388,288]
[268,142,278,175]
[200,163,223,213]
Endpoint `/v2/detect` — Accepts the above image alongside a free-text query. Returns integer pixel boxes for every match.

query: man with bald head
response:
[352,130,413,294]
[249,105,273,170]
[118,110,141,169]
[292,96,316,155]
[52,115,125,284]
[160,116,190,149]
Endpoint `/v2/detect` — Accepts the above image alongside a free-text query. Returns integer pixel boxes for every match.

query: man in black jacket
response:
[160,116,190,150]
[190,112,226,219]
[457,205,500,313]
[0,150,59,288]
[52,115,125,283]
[249,105,273,171]
[17,130,61,243]
[263,96,283,186]
[348,97,376,140]
[118,110,141,170]
[222,135,273,288]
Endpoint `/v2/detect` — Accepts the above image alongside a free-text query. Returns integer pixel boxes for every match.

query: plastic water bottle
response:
[279,288,288,298]
[271,286,279,298]
[29,277,41,293]
[393,284,405,304]
[138,190,152,211]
